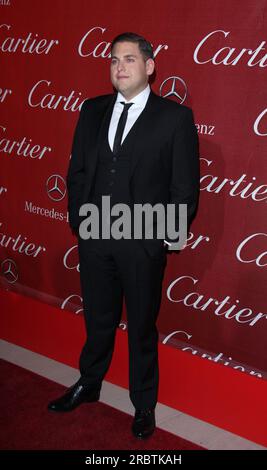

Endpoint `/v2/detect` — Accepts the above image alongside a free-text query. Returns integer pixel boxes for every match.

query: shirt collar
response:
[116,84,150,106]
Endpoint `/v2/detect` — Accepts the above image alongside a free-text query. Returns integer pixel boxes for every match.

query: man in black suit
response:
[48,32,199,439]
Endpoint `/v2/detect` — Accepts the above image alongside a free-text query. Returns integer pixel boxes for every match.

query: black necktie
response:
[113,102,133,154]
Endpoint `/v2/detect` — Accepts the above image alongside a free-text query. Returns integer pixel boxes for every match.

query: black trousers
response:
[77,236,166,410]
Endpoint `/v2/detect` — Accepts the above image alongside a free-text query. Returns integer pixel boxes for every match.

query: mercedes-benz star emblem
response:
[46,174,66,202]
[159,76,187,104]
[1,258,19,284]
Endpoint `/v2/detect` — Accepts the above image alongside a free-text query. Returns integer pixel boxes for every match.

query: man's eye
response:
[127,58,134,62]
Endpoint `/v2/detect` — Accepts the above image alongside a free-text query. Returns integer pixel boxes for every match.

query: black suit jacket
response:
[66,90,199,253]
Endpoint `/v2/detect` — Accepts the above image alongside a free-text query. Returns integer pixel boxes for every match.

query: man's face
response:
[110,41,154,101]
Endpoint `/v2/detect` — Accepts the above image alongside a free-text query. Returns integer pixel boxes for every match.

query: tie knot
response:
[120,101,133,111]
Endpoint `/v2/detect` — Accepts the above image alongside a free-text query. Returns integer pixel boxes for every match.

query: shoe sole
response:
[47,395,100,413]
[132,429,155,439]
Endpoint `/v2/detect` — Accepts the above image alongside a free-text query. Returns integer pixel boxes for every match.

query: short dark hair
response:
[111,32,154,60]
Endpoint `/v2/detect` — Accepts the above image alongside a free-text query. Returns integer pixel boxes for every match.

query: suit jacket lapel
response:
[87,93,116,183]
[129,90,159,180]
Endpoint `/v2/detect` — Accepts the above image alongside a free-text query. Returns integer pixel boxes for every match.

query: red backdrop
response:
[1,0,266,378]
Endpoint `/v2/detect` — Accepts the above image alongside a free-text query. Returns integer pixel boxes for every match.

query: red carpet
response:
[0,359,204,450]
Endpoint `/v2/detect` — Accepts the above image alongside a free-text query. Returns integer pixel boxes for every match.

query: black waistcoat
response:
[88,106,145,239]
[90,111,139,208]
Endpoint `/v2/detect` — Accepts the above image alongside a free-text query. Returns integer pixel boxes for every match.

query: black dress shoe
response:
[48,382,100,412]
[132,408,155,439]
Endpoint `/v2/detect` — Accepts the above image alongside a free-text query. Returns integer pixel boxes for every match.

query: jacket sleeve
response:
[166,107,200,245]
[66,100,88,229]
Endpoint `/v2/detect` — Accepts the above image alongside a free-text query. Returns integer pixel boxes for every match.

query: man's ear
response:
[146,58,155,76]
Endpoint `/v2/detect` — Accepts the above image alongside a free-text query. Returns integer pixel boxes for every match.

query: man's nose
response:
[117,60,126,72]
